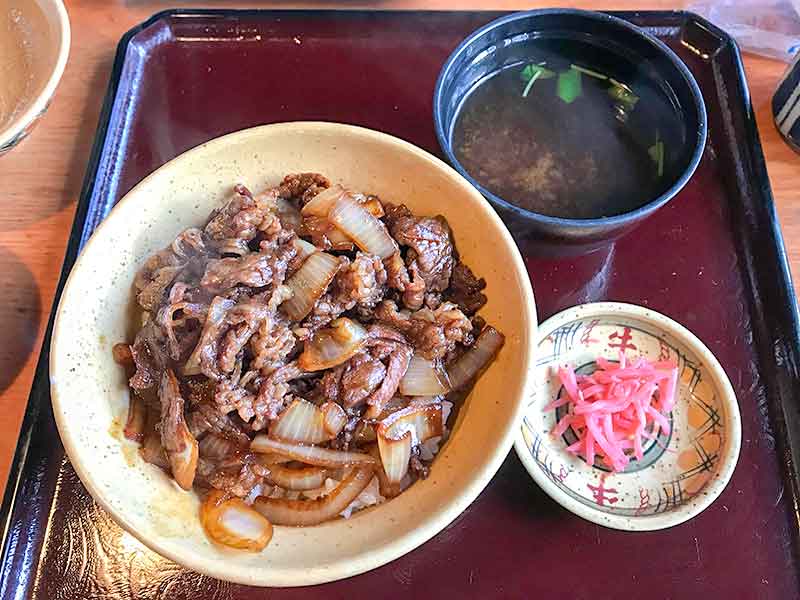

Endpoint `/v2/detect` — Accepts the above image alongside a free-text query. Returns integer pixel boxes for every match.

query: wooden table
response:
[0,0,797,499]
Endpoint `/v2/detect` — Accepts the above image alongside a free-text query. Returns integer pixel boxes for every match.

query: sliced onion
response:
[256,452,293,465]
[169,428,199,491]
[377,402,443,446]
[328,194,398,259]
[254,466,373,526]
[447,326,505,391]
[123,392,146,443]
[301,185,345,217]
[298,318,369,371]
[267,464,329,490]
[276,198,302,232]
[159,371,199,490]
[364,343,412,418]
[322,402,347,436]
[399,354,451,396]
[281,252,341,321]
[325,225,355,251]
[291,237,317,263]
[270,398,330,444]
[361,196,385,218]
[354,421,377,443]
[377,431,412,484]
[201,490,273,551]
[251,435,377,468]
[366,444,401,497]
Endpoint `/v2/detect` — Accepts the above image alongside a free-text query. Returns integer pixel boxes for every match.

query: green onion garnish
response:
[557,69,582,104]
[648,131,665,177]
[608,80,639,109]
[522,69,542,98]
[520,63,555,83]
[571,64,608,80]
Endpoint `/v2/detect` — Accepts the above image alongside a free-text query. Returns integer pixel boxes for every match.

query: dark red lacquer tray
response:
[3,9,800,599]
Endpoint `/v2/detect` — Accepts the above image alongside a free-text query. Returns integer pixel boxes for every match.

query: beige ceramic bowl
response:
[0,0,70,154]
[50,122,537,586]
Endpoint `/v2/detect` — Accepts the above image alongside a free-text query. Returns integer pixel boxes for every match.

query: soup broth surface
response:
[452,38,687,219]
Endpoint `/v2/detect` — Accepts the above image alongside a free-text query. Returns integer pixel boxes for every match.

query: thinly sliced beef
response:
[342,354,387,406]
[171,228,207,258]
[183,296,236,379]
[187,401,250,444]
[215,377,258,423]
[216,301,273,373]
[255,212,296,253]
[385,203,454,293]
[137,265,182,312]
[251,362,305,430]
[299,294,348,335]
[364,340,411,415]
[250,312,296,372]
[323,351,388,408]
[403,264,426,310]
[184,288,290,380]
[301,253,388,333]
[446,261,487,315]
[338,253,387,308]
[374,299,472,360]
[129,320,169,390]
[156,300,207,361]
[278,172,331,204]
[204,185,277,252]
[134,230,207,312]
[384,252,411,297]
[206,456,271,498]
[201,243,296,294]
[321,325,411,413]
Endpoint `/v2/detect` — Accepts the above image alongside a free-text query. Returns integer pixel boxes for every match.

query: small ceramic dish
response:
[0,0,70,154]
[50,122,537,586]
[515,302,741,531]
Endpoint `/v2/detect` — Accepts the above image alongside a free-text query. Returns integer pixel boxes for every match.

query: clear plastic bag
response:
[689,0,800,61]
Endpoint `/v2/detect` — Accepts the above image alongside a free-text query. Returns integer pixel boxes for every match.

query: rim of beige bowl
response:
[0,0,71,149]
[50,122,538,586]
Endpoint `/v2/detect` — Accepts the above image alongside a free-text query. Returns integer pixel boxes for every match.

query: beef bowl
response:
[50,122,537,587]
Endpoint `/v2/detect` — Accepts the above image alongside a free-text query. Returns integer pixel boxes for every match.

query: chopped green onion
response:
[556,69,582,104]
[571,64,608,80]
[522,69,541,98]
[648,131,665,177]
[520,63,555,83]
[608,80,639,110]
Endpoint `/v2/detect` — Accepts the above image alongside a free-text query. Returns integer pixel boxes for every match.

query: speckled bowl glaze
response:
[515,302,740,531]
[50,122,537,586]
[0,0,70,154]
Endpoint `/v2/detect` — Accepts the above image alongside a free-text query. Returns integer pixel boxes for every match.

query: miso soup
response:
[452,37,687,219]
